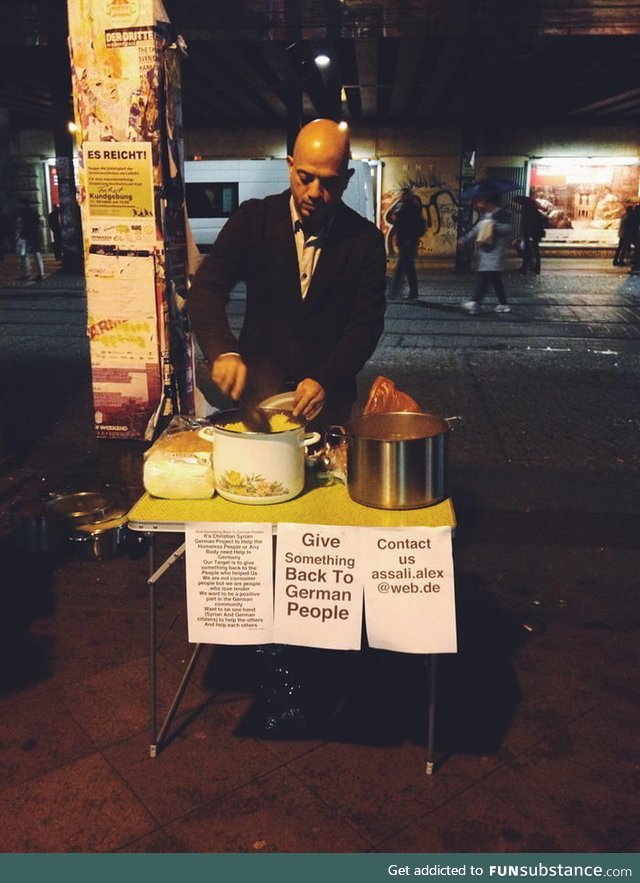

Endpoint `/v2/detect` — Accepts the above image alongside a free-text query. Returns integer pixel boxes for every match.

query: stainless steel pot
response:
[68,510,130,560]
[345,411,450,510]
[47,491,110,526]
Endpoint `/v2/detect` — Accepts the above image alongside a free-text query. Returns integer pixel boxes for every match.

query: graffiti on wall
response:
[381,160,460,258]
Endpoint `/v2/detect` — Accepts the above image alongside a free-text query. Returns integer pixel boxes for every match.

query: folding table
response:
[127,475,456,773]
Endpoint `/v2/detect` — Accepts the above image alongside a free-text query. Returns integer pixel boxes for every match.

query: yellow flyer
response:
[84,141,154,219]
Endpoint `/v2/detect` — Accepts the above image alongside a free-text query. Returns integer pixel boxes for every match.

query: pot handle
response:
[444,415,464,430]
[326,424,350,442]
[301,431,321,449]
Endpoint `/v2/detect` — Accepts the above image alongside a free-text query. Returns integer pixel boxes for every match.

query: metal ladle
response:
[237,397,271,433]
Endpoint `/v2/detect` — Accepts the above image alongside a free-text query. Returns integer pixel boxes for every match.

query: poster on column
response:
[362,526,457,654]
[83,142,157,248]
[185,523,274,645]
[86,250,162,437]
[273,523,364,650]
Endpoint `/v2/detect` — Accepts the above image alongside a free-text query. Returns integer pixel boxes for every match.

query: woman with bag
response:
[457,182,512,314]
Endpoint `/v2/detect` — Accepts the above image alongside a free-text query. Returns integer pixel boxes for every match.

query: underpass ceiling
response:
[1,1,639,133]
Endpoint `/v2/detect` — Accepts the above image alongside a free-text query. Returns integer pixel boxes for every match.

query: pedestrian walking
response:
[16,199,45,281]
[613,205,636,266]
[0,207,11,262]
[48,204,63,262]
[629,205,640,274]
[458,182,512,314]
[386,187,425,300]
[519,201,546,275]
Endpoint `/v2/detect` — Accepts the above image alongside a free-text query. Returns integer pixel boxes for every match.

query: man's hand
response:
[292,378,326,421]
[211,354,247,401]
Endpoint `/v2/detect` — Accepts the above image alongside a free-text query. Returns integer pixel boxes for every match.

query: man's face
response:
[287,152,352,228]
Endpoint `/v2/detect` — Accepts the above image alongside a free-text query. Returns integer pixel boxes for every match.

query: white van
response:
[185,157,379,251]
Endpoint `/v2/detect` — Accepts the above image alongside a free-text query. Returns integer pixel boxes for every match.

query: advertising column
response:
[67,0,192,439]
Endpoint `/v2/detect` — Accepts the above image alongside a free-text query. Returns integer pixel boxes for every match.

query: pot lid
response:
[48,491,109,519]
[75,509,129,533]
[259,391,296,411]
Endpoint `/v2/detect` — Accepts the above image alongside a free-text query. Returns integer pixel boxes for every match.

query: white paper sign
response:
[185,523,273,645]
[273,523,364,650]
[362,526,457,654]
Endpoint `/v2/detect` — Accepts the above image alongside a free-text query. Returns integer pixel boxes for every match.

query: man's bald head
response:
[292,119,351,173]
[287,119,354,229]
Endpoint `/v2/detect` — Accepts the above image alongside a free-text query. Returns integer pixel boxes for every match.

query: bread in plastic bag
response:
[143,415,215,499]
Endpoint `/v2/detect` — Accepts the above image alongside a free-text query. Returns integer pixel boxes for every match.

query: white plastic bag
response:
[475,218,495,248]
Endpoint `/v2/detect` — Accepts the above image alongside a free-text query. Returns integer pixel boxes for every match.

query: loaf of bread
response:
[143,427,215,499]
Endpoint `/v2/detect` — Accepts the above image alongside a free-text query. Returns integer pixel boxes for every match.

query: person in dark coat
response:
[188,118,387,430]
[387,186,424,299]
[519,202,546,275]
[187,119,388,738]
[16,199,45,281]
[628,205,640,274]
[613,205,636,267]
[0,207,11,262]
[48,204,62,262]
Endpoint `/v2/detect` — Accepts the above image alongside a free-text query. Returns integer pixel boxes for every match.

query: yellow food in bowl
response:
[221,413,299,433]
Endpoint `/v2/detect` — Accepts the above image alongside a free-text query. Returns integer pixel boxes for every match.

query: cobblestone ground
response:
[1,254,639,482]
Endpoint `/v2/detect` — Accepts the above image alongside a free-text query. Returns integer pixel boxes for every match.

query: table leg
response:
[147,539,188,757]
[148,534,157,757]
[425,654,438,775]
[155,643,204,750]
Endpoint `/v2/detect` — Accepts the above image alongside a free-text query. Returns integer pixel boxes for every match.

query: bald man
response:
[188,118,387,428]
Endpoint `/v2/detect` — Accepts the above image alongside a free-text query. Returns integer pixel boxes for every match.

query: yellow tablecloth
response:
[128,475,456,532]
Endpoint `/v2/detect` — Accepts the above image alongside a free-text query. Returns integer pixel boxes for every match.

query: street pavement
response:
[0,253,638,852]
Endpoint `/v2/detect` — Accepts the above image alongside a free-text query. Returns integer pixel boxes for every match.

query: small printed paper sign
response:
[273,523,364,650]
[362,526,457,654]
[185,523,273,645]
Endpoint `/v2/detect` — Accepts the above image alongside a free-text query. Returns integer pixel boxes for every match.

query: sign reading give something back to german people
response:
[362,526,457,654]
[273,523,364,650]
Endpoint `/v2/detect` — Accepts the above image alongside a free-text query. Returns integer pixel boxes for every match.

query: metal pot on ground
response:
[68,508,131,561]
[47,491,110,527]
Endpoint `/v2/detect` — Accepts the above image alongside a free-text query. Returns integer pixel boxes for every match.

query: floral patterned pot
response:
[209,409,320,505]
